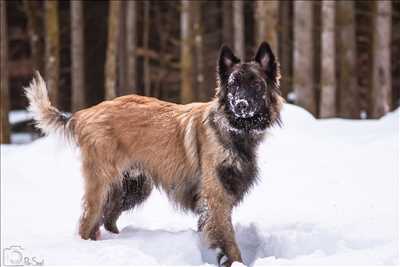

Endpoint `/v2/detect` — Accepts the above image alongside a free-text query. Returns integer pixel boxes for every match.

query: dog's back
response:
[72,94,211,208]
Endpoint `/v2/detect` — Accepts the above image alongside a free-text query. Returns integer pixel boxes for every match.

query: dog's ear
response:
[217,45,240,85]
[254,42,280,84]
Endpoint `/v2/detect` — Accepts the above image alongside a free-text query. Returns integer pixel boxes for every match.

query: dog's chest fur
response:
[209,111,261,204]
[216,151,258,204]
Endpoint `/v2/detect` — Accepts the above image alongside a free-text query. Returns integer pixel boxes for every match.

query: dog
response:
[25,42,283,266]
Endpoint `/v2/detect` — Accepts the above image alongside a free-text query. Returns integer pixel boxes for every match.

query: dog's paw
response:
[217,249,232,267]
[94,229,102,240]
[104,223,119,234]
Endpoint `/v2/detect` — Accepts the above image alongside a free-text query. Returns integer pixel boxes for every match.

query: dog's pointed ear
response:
[217,45,240,85]
[255,42,280,83]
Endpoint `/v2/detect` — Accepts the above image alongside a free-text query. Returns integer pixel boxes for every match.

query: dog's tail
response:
[24,71,74,141]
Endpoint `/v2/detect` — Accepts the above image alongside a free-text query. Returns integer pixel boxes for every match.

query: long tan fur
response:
[24,71,73,140]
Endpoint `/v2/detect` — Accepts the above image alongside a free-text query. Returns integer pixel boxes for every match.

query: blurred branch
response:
[136,47,179,69]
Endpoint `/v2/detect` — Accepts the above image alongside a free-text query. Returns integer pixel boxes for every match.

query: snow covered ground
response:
[1,104,398,266]
[7,111,36,144]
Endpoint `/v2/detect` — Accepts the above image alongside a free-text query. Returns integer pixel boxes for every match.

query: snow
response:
[8,110,34,125]
[8,110,36,144]
[1,104,398,266]
[10,133,34,144]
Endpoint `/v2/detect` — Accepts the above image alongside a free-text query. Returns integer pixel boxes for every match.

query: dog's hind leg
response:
[104,210,122,234]
[78,163,110,240]
[103,185,123,234]
[103,171,153,234]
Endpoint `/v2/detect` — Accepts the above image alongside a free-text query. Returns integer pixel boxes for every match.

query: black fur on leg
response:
[217,248,232,267]
[196,200,209,232]
[102,168,153,233]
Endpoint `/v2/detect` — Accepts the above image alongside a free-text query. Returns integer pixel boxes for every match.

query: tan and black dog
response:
[25,42,283,266]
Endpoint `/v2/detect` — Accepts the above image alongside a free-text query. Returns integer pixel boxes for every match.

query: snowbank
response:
[1,104,398,265]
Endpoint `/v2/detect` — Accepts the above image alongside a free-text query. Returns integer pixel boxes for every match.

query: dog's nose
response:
[235,99,249,112]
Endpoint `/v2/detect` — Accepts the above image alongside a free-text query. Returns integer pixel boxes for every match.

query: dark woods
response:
[1,0,399,144]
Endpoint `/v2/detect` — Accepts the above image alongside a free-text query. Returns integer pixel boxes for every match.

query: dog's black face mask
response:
[225,66,267,119]
[216,42,281,132]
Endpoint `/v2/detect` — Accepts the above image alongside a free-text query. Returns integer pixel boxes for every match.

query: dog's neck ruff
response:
[224,108,268,135]
[211,105,267,140]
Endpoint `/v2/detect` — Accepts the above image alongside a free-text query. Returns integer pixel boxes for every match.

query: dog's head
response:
[216,42,283,132]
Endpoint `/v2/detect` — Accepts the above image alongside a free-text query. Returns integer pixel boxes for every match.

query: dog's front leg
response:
[198,188,242,266]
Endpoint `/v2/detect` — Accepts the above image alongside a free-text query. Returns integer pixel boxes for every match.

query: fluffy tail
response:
[24,71,74,140]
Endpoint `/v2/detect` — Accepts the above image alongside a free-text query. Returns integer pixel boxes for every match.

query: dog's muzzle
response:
[232,98,256,118]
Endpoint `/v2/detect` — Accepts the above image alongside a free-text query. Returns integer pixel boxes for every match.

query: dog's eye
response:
[254,84,262,92]
[228,85,238,92]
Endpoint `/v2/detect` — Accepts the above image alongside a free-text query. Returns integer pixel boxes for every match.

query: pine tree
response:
[143,1,151,97]
[45,0,60,106]
[1,0,10,144]
[180,0,195,103]
[126,0,137,94]
[370,0,392,118]
[293,1,316,115]
[105,0,121,100]
[255,0,278,53]
[233,0,245,61]
[320,0,336,117]
[337,0,359,118]
[71,0,85,111]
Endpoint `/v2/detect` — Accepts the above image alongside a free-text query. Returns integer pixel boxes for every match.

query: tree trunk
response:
[1,0,10,144]
[369,0,392,118]
[180,0,194,103]
[126,0,137,94]
[255,0,278,53]
[154,3,166,99]
[117,1,127,97]
[143,1,151,96]
[279,0,293,99]
[23,0,44,74]
[202,1,221,100]
[45,0,60,106]
[222,1,233,47]
[233,0,245,61]
[320,0,336,118]
[313,2,322,117]
[337,1,359,118]
[293,1,316,115]
[104,0,121,100]
[71,0,85,111]
[392,1,400,110]
[193,1,206,101]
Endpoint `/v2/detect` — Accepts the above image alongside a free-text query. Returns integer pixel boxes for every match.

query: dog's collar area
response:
[212,108,267,137]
